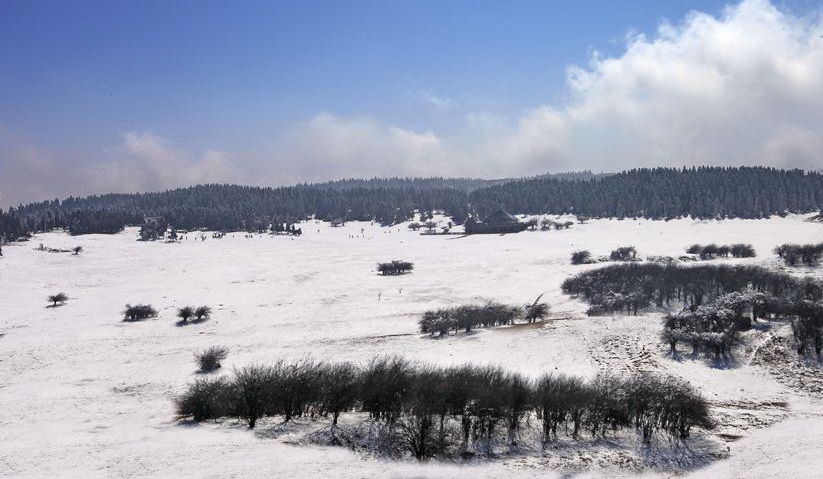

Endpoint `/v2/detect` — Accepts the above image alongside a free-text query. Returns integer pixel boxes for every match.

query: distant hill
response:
[1,167,821,239]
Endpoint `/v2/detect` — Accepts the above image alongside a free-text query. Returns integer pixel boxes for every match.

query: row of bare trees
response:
[563,263,822,316]
[686,243,756,259]
[775,243,823,266]
[176,357,712,460]
[419,301,549,336]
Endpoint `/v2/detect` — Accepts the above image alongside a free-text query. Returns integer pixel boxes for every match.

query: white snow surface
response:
[1,214,822,478]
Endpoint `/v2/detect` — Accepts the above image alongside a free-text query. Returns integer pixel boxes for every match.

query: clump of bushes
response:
[775,243,823,266]
[48,292,68,307]
[686,243,755,260]
[377,260,414,275]
[418,302,527,336]
[193,305,212,323]
[196,346,228,373]
[177,305,212,326]
[609,246,637,261]
[571,250,594,265]
[123,304,158,322]
[176,357,713,460]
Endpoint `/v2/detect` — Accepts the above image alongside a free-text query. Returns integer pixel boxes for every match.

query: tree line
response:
[176,356,712,460]
[468,166,823,220]
[3,166,823,239]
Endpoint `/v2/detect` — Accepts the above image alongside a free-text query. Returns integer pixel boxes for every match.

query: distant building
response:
[465,209,526,234]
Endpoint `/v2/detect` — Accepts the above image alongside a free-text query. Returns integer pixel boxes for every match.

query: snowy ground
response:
[1,214,822,478]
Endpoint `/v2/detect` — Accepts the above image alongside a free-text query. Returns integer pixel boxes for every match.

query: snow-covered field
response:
[1,215,822,478]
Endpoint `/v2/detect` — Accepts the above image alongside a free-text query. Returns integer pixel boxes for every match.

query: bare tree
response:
[48,292,68,307]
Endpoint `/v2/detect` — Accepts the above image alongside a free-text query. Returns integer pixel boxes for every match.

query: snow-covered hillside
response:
[1,215,822,478]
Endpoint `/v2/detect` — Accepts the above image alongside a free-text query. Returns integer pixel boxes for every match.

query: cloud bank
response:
[273,0,823,179]
[2,0,822,206]
[0,130,238,207]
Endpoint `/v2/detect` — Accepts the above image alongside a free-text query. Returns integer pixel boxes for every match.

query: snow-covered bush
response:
[176,306,195,325]
[570,250,593,265]
[377,260,414,275]
[193,305,212,323]
[123,304,157,322]
[195,346,228,373]
[176,376,232,421]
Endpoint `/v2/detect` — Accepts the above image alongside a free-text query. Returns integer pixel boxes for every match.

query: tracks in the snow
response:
[586,332,661,374]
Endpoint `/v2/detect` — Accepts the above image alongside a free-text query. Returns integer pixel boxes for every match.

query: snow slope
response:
[1,215,821,478]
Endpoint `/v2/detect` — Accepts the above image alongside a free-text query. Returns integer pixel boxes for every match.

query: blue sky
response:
[2,0,823,205]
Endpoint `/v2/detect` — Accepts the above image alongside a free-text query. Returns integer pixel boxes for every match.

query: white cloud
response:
[266,0,823,179]
[93,131,238,192]
[269,113,449,182]
[0,130,239,207]
[418,90,459,112]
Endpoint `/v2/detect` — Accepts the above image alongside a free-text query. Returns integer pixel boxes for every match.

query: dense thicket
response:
[3,167,822,238]
[661,291,770,359]
[562,263,822,316]
[176,357,712,460]
[662,289,823,360]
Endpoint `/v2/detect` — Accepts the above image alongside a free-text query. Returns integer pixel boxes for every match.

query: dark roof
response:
[483,209,519,225]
